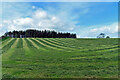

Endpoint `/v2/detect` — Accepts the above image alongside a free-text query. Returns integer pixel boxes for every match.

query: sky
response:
[1,0,120,2]
[0,2,118,38]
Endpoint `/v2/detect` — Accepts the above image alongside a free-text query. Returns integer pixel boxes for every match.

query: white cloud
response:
[2,2,33,21]
[13,18,33,26]
[0,8,76,36]
[33,9,48,19]
[77,22,118,38]
[1,2,91,36]
[90,22,118,34]
[32,6,36,9]
[0,24,2,28]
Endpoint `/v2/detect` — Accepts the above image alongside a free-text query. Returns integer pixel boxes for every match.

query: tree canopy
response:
[3,29,76,38]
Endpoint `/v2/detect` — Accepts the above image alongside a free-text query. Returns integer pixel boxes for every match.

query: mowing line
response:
[27,38,39,49]
[43,38,76,50]
[92,45,118,52]
[77,46,118,53]
[2,38,14,48]
[50,38,70,45]
[11,38,19,48]
[8,38,28,62]
[2,38,17,54]
[48,39,94,51]
[2,38,17,61]
[45,38,65,46]
[38,38,81,52]
[51,38,76,45]
[29,38,47,51]
[24,38,37,49]
[38,38,64,50]
[96,48,118,52]
[41,38,64,49]
[70,51,118,60]
[33,38,62,50]
[2,38,11,45]
[22,38,31,56]
[71,47,118,59]
[50,38,79,48]
[22,38,29,49]
[23,38,37,57]
[50,38,80,48]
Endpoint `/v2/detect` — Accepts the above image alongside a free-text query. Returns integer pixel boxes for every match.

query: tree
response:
[106,36,110,38]
[3,29,76,38]
[97,33,105,38]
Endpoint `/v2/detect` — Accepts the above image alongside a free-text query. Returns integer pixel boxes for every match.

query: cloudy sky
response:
[0,2,118,38]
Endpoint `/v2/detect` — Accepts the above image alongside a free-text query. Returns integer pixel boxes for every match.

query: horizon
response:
[0,2,118,38]
[1,29,114,38]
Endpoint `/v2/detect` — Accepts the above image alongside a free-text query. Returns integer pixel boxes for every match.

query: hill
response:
[2,38,118,78]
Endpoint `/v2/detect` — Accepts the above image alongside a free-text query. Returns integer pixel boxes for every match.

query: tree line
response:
[2,29,76,38]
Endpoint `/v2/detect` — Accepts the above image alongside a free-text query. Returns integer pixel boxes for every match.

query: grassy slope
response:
[2,38,118,78]
[0,38,2,79]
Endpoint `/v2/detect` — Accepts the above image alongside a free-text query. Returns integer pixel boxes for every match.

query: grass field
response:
[1,38,119,78]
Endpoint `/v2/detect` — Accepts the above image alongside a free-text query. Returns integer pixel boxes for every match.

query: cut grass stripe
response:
[23,38,48,59]
[50,38,70,45]
[11,38,19,48]
[24,38,42,57]
[22,38,32,57]
[67,47,118,59]
[39,38,74,51]
[37,38,118,52]
[22,38,35,57]
[51,38,117,49]
[70,51,118,60]
[38,38,60,48]
[42,38,65,49]
[2,38,11,45]
[2,38,17,60]
[22,38,29,49]
[27,38,39,49]
[2,38,14,48]
[29,38,47,51]
[16,38,23,48]
[9,38,26,61]
[51,38,79,48]
[2,38,16,54]
[34,38,61,50]
[85,46,118,53]
[46,38,68,46]
[43,38,77,50]
[2,38,13,45]
[50,38,80,48]
[51,38,81,49]
[24,38,36,49]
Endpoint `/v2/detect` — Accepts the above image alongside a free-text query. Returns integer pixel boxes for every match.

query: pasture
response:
[1,38,118,78]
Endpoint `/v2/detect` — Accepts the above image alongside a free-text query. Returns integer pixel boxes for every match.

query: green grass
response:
[0,38,2,80]
[2,38,119,78]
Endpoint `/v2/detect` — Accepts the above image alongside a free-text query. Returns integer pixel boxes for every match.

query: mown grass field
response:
[1,38,119,78]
